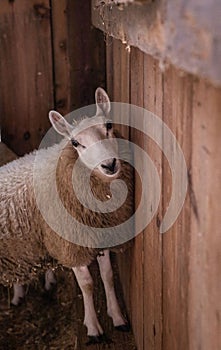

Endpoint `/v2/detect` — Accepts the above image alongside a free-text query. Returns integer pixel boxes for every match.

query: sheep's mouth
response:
[99,158,120,177]
[96,161,120,179]
[102,167,119,176]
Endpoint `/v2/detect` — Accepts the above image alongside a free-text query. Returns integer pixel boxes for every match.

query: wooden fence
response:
[107,38,221,350]
[0,0,105,155]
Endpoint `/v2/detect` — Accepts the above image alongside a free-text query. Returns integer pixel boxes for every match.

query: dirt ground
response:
[0,256,137,350]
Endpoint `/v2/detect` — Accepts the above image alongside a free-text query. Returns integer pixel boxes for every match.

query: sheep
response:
[0,87,134,343]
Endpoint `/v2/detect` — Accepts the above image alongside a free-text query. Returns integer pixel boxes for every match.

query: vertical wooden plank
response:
[66,0,105,110]
[143,54,163,350]
[119,43,130,104]
[130,46,144,350]
[52,0,105,113]
[112,39,130,137]
[109,38,131,314]
[106,40,114,100]
[0,0,53,155]
[0,143,17,166]
[51,0,71,115]
[119,41,130,140]
[112,39,121,102]
[189,80,221,350]
[162,66,193,350]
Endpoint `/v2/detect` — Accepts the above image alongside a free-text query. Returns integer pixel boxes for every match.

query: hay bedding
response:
[0,257,136,350]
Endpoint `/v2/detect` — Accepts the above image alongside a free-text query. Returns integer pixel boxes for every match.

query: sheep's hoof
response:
[86,334,112,345]
[115,323,130,332]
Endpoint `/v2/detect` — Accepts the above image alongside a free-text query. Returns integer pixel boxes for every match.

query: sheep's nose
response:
[101,158,117,173]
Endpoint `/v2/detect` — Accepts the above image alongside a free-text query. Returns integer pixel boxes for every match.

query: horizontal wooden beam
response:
[92,0,221,87]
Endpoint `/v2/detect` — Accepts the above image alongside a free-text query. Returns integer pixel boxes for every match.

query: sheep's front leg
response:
[11,283,25,305]
[72,265,103,340]
[97,250,129,331]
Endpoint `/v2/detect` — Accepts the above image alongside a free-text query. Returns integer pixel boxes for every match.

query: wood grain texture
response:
[130,46,144,350]
[0,0,106,155]
[51,0,105,114]
[188,79,221,350]
[106,37,221,350]
[66,0,105,110]
[107,38,132,315]
[0,142,17,166]
[162,66,193,350]
[106,39,114,101]
[92,0,221,87]
[0,0,53,155]
[51,0,71,115]
[143,54,163,350]
[112,39,130,138]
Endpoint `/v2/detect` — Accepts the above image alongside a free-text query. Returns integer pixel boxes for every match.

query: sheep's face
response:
[70,116,121,179]
[49,88,121,180]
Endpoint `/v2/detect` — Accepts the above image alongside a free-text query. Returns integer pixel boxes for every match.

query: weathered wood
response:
[106,39,114,101]
[143,54,163,350]
[0,142,17,166]
[188,79,221,350]
[0,0,106,156]
[105,36,221,350]
[63,0,105,110]
[112,38,130,138]
[51,0,72,116]
[162,66,193,350]
[92,0,221,87]
[130,46,144,350]
[107,38,132,314]
[0,0,54,156]
[51,0,105,114]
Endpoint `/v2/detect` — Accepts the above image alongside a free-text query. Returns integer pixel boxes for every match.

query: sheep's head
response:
[49,88,121,180]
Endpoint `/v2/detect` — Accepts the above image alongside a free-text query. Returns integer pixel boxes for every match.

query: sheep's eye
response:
[106,121,112,130]
[71,139,79,147]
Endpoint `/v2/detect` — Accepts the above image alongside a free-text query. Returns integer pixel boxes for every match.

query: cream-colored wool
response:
[0,130,133,287]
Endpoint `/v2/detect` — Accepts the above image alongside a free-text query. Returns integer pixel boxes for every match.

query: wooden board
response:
[0,142,17,166]
[162,66,193,350]
[0,0,54,156]
[106,37,221,350]
[64,0,105,110]
[130,46,144,350]
[107,38,131,314]
[92,0,221,87]
[51,0,105,114]
[188,79,221,350]
[0,0,106,156]
[143,54,163,350]
[50,0,72,116]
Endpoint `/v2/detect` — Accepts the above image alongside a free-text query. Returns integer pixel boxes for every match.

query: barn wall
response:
[0,0,105,156]
[92,0,221,87]
[107,38,221,350]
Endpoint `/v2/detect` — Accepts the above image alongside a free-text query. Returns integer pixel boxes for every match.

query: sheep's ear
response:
[49,110,73,139]
[95,87,111,116]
